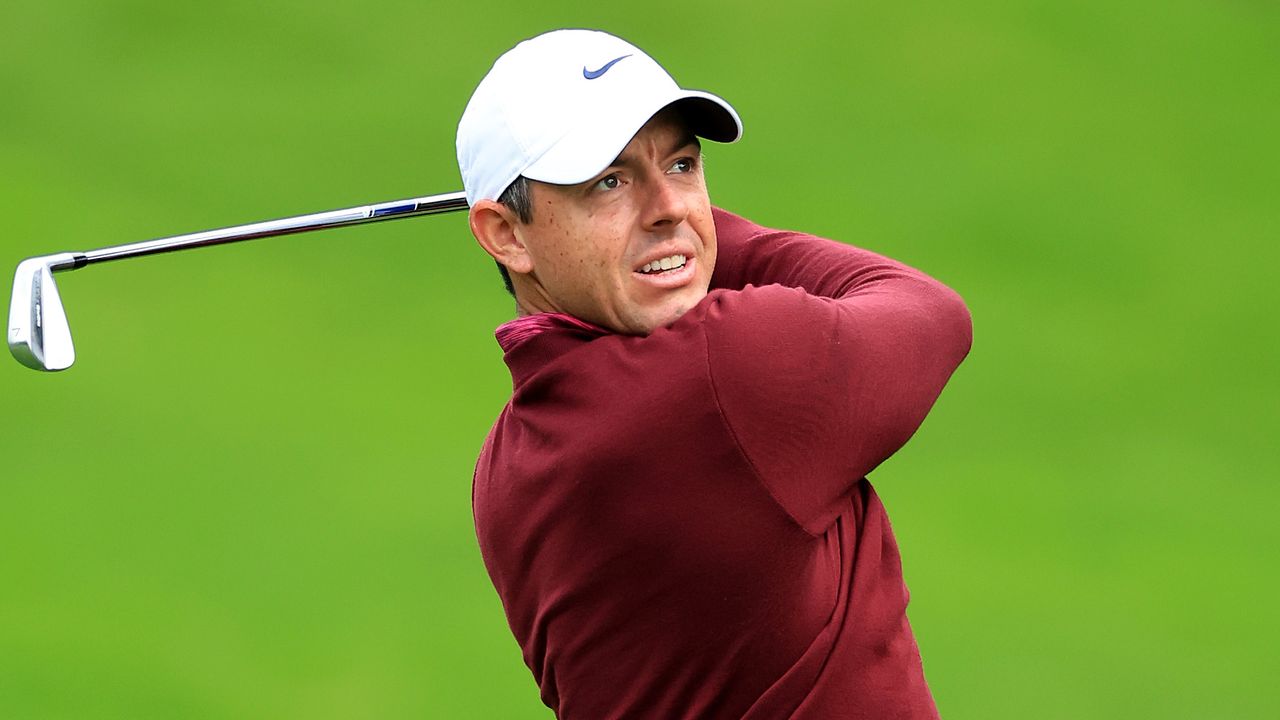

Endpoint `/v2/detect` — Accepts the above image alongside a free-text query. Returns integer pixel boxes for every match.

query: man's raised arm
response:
[702,208,973,535]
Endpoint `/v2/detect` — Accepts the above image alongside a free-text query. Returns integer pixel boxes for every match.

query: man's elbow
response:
[871,285,972,468]
[936,284,973,371]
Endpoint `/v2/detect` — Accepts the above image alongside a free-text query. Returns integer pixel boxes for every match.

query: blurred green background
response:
[2,1,1276,717]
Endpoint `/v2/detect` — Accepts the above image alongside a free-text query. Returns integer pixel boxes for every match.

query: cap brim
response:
[522,89,741,187]
[674,91,742,143]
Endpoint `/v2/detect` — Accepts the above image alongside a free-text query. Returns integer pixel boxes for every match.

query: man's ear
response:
[469,200,534,275]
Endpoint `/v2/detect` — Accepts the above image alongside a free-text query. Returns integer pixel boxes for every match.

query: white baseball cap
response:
[456,29,742,206]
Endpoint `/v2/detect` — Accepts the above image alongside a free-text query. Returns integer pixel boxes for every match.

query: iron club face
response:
[8,253,81,372]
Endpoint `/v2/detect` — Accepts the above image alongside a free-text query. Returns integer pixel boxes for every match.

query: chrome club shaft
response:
[8,190,468,371]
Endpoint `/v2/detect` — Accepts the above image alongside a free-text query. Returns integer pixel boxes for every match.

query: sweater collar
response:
[495,312,612,386]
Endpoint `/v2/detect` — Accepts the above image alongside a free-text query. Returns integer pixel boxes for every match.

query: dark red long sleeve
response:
[706,208,973,534]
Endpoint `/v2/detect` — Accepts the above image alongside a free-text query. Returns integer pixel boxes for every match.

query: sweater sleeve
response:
[702,208,972,535]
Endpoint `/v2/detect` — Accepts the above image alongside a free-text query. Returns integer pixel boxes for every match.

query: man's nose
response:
[641,175,689,231]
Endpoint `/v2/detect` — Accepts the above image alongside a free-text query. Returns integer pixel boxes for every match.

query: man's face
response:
[511,110,717,335]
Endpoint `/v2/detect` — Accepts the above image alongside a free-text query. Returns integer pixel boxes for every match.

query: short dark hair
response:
[493,175,533,296]
[499,175,534,224]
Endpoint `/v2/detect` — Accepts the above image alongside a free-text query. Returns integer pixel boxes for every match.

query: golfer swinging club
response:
[460,29,972,719]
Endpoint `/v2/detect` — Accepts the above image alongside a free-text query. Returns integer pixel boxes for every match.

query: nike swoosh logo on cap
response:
[583,54,632,79]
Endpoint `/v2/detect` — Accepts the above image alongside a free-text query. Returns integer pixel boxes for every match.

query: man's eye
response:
[595,175,621,191]
[670,157,694,173]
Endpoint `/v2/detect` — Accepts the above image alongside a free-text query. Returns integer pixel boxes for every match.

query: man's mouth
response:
[638,254,687,274]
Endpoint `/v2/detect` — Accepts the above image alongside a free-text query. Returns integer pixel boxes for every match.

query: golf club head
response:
[8,254,80,371]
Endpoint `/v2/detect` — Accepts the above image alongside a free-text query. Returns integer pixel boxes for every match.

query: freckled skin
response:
[502,110,718,335]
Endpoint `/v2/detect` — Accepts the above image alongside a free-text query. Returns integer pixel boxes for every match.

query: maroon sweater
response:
[473,209,972,719]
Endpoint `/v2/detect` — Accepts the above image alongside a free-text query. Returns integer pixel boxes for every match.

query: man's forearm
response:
[710,207,945,302]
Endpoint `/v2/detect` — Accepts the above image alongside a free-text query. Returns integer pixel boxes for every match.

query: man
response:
[458,29,972,719]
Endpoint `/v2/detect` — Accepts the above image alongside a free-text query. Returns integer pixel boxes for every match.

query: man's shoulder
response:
[684,284,838,381]
[492,288,815,437]
[710,206,793,254]
[711,206,767,237]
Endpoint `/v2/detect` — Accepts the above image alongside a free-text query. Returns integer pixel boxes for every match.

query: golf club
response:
[8,190,468,371]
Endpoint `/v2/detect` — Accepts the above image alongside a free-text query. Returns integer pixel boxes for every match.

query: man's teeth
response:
[640,254,687,274]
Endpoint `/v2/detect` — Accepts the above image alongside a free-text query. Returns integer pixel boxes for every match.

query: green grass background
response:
[2,1,1276,717]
